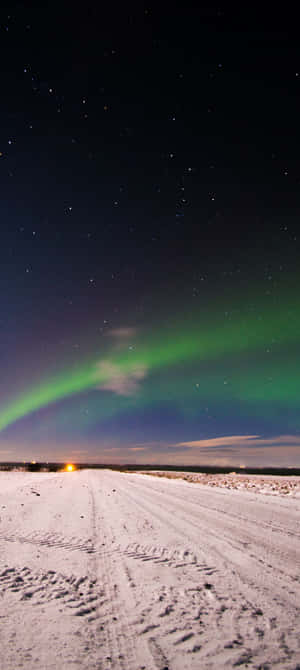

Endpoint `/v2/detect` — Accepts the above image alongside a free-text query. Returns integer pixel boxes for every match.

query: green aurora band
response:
[0,296,299,434]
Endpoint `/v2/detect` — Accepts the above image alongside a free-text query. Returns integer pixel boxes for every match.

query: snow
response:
[0,469,300,669]
[141,470,300,497]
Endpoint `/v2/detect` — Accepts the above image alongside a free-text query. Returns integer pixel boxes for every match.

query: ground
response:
[0,469,300,669]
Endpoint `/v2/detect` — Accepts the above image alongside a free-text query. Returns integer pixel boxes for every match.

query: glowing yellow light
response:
[66,464,74,472]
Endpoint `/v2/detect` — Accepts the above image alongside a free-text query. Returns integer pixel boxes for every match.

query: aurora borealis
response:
[1,5,300,465]
[1,286,300,464]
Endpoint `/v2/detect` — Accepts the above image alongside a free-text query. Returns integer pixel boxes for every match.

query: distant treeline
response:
[0,462,300,476]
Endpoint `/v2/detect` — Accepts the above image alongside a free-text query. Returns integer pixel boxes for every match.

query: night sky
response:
[1,4,300,466]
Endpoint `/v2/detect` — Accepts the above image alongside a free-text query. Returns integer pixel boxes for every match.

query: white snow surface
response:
[0,468,300,669]
[142,470,300,497]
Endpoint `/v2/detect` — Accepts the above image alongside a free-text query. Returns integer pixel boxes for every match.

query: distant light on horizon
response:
[65,464,75,472]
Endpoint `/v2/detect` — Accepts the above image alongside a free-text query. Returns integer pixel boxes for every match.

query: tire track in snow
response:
[105,472,300,669]
[0,565,103,618]
[88,472,172,670]
[0,531,96,555]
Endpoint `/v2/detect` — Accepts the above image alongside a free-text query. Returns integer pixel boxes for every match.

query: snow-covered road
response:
[0,469,300,669]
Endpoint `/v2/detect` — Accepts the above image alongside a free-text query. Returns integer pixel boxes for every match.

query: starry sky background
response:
[1,3,300,465]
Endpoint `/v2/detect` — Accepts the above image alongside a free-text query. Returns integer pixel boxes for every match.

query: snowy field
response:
[142,470,300,497]
[0,470,300,669]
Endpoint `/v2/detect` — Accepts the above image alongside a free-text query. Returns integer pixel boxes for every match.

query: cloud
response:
[167,435,300,467]
[248,435,300,447]
[94,360,148,396]
[107,327,137,339]
[176,435,300,452]
[176,435,259,449]
[129,446,147,452]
